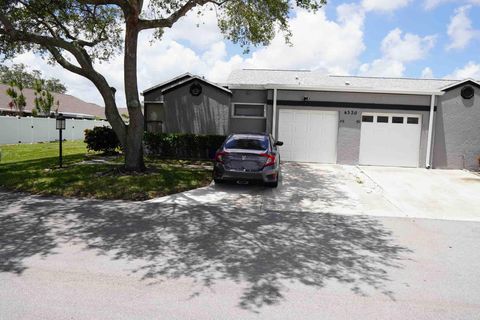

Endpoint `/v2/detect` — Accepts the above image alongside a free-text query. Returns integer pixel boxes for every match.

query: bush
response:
[84,126,120,154]
[144,132,226,159]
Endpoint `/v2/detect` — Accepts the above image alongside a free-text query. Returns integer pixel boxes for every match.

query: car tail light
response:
[215,151,228,163]
[260,153,276,167]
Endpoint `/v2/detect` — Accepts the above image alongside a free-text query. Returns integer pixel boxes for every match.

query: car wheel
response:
[214,178,224,184]
[265,180,278,188]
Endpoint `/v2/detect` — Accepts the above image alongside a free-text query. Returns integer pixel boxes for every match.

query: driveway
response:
[151,162,480,221]
[1,163,480,319]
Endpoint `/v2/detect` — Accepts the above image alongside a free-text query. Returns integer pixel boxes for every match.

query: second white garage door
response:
[278,109,338,163]
[359,113,422,167]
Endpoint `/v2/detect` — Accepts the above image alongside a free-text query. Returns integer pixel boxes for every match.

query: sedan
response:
[213,133,283,187]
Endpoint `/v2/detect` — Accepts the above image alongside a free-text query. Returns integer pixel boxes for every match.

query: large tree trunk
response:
[123,11,145,171]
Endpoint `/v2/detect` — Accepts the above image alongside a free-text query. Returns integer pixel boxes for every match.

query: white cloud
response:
[447,61,480,79]
[381,28,436,62]
[242,4,366,74]
[424,0,480,10]
[421,67,434,78]
[446,5,477,50]
[362,0,412,12]
[359,28,436,77]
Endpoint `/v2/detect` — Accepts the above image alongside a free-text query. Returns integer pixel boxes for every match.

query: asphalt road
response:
[1,184,480,320]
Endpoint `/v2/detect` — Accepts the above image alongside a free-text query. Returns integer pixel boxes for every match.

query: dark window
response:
[362,115,374,122]
[392,116,404,124]
[407,117,419,124]
[225,137,269,150]
[377,116,389,123]
[234,104,265,117]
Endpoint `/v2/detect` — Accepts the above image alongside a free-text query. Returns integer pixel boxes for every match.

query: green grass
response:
[0,141,213,201]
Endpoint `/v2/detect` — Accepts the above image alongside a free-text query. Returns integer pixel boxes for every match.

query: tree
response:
[33,79,59,116]
[6,80,27,115]
[0,0,326,171]
[0,63,67,93]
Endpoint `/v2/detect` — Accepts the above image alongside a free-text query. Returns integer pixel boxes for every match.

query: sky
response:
[4,0,480,107]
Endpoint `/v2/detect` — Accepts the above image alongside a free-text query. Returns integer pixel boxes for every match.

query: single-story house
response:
[142,69,480,170]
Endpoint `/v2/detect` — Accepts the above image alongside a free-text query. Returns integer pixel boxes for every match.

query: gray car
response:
[213,133,283,187]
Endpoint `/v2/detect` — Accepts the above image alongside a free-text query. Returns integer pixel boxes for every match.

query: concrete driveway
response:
[151,162,480,221]
[1,163,480,319]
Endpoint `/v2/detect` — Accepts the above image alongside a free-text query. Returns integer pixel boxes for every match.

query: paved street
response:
[1,163,480,319]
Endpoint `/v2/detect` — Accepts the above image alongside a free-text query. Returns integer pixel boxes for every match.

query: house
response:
[0,83,128,119]
[142,69,480,170]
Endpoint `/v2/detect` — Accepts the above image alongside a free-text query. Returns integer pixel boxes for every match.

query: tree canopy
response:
[0,0,326,170]
[0,63,67,93]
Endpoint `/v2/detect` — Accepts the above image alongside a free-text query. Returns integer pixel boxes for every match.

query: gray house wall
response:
[433,86,480,169]
[230,89,270,133]
[162,82,231,135]
[272,90,431,166]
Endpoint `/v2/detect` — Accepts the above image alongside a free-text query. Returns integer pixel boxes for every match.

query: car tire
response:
[214,178,224,184]
[265,180,278,188]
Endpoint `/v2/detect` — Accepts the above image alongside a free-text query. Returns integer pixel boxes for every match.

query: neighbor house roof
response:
[0,83,128,118]
[227,69,461,95]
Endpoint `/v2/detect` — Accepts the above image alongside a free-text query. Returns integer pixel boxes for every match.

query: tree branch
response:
[138,0,222,30]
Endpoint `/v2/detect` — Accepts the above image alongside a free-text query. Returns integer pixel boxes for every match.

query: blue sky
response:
[7,0,480,106]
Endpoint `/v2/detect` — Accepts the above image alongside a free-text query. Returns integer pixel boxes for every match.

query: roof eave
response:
[228,83,444,95]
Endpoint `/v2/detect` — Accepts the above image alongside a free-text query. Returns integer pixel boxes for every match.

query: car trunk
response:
[223,149,267,172]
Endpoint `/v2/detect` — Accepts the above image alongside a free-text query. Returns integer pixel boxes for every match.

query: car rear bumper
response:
[213,164,279,183]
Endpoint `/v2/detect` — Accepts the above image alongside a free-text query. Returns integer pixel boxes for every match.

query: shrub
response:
[144,132,226,159]
[84,126,120,154]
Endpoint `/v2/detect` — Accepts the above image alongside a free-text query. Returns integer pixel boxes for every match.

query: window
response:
[362,115,374,122]
[392,116,404,124]
[407,117,419,124]
[233,104,266,118]
[377,116,388,123]
[225,136,268,150]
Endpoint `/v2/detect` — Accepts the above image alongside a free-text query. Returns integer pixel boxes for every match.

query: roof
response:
[142,73,194,95]
[0,83,128,119]
[440,78,480,92]
[161,75,232,95]
[227,69,462,94]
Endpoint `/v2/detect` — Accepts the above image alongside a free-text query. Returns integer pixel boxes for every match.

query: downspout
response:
[272,88,278,138]
[425,94,436,169]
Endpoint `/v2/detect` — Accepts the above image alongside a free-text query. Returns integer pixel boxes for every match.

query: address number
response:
[344,110,358,115]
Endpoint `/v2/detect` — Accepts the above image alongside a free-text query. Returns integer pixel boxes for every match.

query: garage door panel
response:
[359,114,421,167]
[278,109,338,163]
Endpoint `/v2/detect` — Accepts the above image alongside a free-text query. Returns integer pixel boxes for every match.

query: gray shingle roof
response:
[226,69,460,92]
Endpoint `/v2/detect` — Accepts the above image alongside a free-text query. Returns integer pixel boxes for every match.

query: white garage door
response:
[359,113,422,167]
[278,108,338,163]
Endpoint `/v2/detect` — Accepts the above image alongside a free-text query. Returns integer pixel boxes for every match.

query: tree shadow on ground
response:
[0,163,412,311]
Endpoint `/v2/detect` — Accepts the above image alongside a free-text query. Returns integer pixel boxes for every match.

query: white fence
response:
[0,116,109,144]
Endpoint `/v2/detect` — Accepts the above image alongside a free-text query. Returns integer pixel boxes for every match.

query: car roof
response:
[229,133,269,140]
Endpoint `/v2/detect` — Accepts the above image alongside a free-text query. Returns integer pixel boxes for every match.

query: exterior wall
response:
[273,90,431,166]
[230,89,270,133]
[144,103,165,133]
[162,82,231,135]
[433,86,480,169]
[275,90,431,106]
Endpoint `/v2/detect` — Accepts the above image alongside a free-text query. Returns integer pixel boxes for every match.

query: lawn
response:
[0,141,213,200]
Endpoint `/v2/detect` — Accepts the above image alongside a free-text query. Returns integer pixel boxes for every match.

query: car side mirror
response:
[275,141,284,146]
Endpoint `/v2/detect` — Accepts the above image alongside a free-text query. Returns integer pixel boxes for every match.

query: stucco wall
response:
[162,82,231,135]
[433,86,480,169]
[275,90,431,106]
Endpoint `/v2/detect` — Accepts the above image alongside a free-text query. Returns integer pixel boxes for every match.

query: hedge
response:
[144,132,226,159]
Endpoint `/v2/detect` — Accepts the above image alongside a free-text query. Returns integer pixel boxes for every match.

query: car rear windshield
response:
[225,136,268,150]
